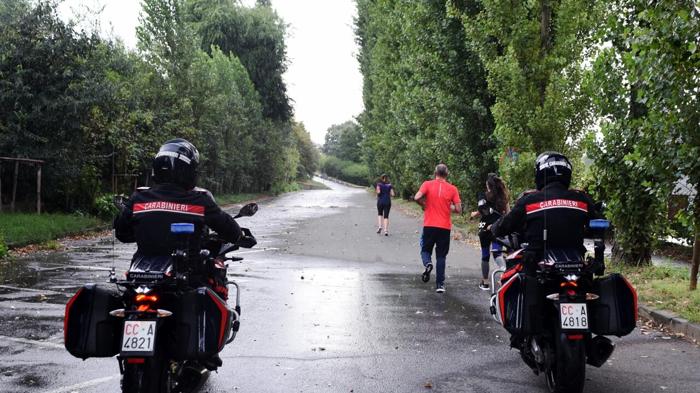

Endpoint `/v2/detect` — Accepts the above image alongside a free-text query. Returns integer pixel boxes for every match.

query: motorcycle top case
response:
[495,273,544,335]
[64,284,123,359]
[173,287,234,360]
[590,273,637,337]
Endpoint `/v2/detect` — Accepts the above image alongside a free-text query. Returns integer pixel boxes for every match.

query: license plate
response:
[560,303,588,330]
[121,320,156,356]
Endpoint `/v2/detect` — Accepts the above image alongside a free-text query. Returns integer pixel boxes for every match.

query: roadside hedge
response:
[320,155,370,186]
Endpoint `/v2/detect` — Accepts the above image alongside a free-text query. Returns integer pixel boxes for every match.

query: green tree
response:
[322,121,363,163]
[185,0,292,121]
[356,0,496,198]
[292,122,320,179]
[588,1,700,275]
[450,0,603,195]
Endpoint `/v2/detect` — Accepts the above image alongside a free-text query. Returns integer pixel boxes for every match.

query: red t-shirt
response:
[418,179,461,230]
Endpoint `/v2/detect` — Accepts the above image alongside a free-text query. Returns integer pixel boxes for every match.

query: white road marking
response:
[41,375,119,393]
[0,335,64,350]
[234,248,277,255]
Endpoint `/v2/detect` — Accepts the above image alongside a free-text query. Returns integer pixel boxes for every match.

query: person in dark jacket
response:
[114,139,241,371]
[470,173,509,290]
[375,174,395,236]
[114,139,242,256]
[491,152,599,264]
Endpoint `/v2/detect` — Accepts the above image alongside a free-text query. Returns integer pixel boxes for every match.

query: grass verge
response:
[0,212,103,248]
[215,193,266,206]
[607,261,700,324]
[299,179,330,190]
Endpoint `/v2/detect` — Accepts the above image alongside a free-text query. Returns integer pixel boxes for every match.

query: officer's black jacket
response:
[114,184,242,256]
[491,182,599,255]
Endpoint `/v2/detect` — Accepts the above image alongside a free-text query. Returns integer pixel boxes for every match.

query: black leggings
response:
[377,202,391,218]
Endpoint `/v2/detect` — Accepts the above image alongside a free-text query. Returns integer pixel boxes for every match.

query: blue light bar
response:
[589,219,610,229]
[171,223,195,234]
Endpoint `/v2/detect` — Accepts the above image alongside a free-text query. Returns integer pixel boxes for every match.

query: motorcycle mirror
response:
[113,194,129,211]
[236,203,258,218]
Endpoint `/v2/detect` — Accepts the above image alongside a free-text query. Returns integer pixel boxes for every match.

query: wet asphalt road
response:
[1,178,699,393]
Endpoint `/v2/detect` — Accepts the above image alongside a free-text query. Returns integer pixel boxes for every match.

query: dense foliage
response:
[585,0,700,280]
[0,0,317,213]
[319,120,369,185]
[356,0,496,200]
[354,0,699,280]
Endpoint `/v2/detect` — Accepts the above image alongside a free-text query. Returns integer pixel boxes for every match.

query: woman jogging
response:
[470,173,510,290]
[376,174,395,236]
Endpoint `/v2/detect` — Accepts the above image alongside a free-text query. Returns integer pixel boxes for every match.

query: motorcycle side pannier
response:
[496,273,544,335]
[173,287,234,360]
[64,284,123,359]
[590,273,637,336]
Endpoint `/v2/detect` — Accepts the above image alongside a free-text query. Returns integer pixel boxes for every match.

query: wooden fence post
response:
[11,161,18,212]
[36,164,42,214]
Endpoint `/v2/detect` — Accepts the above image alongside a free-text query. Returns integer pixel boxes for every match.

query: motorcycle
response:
[64,200,259,393]
[488,219,637,393]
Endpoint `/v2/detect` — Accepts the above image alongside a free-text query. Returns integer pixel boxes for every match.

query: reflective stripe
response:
[156,150,191,164]
[526,199,588,215]
[133,202,204,216]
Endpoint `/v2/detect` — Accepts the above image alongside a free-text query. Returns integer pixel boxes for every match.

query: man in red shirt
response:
[413,164,462,293]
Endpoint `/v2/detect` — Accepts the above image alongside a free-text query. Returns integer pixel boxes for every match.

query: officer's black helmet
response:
[152,138,200,190]
[534,151,572,190]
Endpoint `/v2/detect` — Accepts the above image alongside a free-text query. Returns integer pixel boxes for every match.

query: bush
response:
[320,155,370,186]
[93,194,119,221]
[0,232,8,258]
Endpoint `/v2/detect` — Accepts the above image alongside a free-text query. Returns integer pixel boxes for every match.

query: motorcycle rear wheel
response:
[545,332,586,393]
[121,356,174,393]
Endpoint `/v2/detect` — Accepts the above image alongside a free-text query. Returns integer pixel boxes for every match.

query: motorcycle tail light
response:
[135,294,158,303]
[126,358,145,364]
[567,334,584,340]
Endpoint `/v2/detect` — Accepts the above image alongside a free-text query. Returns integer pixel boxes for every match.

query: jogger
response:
[413,164,462,293]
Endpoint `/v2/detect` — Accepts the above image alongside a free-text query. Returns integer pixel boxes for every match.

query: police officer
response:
[114,138,242,254]
[491,152,599,261]
[113,139,242,369]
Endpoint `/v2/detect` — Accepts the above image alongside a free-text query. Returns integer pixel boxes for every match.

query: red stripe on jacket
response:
[133,202,205,216]
[525,199,588,215]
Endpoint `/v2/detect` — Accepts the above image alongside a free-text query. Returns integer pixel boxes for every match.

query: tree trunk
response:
[690,196,700,290]
[538,0,552,107]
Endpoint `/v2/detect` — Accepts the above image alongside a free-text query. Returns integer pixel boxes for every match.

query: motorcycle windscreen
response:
[64,284,123,359]
[590,273,637,337]
[172,287,234,360]
[495,273,544,335]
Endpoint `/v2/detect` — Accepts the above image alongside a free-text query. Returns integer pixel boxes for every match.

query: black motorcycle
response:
[489,219,637,393]
[64,202,258,393]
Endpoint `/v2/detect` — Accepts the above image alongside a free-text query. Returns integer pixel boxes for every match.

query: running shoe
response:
[436,283,446,293]
[376,226,382,234]
[479,282,490,291]
[421,263,433,283]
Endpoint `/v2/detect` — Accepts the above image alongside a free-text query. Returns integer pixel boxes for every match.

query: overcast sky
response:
[57,0,364,145]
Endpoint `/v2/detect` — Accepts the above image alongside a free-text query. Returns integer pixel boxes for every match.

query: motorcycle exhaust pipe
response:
[587,335,615,367]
